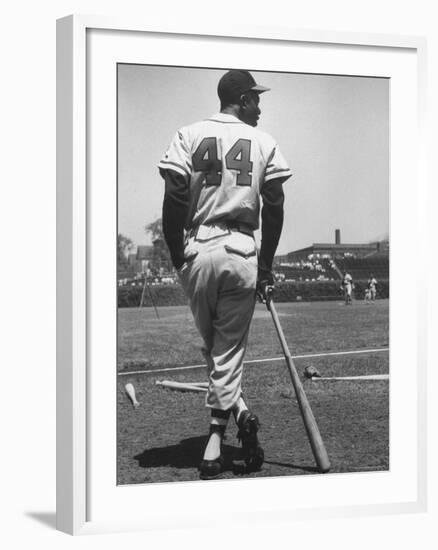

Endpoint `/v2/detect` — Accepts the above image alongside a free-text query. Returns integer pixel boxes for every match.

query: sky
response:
[118,64,389,255]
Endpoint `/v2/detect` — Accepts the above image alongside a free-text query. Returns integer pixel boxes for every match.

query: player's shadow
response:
[134,437,319,475]
[134,435,242,473]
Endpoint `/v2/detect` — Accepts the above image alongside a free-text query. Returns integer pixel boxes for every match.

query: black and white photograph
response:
[2,0,435,542]
[116,64,389,485]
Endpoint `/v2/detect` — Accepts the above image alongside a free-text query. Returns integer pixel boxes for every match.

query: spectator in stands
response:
[341,271,353,305]
[368,274,378,301]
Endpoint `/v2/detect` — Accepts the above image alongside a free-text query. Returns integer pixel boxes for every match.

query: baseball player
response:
[159,69,291,480]
[364,286,371,303]
[368,274,378,301]
[341,271,353,305]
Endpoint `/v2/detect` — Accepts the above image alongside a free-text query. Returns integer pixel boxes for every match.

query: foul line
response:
[118,347,389,377]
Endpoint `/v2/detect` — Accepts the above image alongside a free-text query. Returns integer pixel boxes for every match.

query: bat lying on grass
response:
[156,380,208,393]
[125,383,141,408]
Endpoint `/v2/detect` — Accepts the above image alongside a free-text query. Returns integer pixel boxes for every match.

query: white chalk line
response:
[312,374,389,381]
[155,374,389,392]
[118,347,389,377]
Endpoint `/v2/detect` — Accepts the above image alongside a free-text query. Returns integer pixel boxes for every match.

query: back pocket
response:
[224,244,256,259]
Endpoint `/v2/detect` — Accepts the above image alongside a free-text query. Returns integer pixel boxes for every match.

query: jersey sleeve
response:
[264,144,292,184]
[158,129,192,179]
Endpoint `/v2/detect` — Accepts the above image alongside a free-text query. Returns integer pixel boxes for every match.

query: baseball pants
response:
[177,225,257,410]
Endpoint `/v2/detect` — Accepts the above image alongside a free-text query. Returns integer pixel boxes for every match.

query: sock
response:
[232,397,249,425]
[203,430,223,461]
[203,410,229,461]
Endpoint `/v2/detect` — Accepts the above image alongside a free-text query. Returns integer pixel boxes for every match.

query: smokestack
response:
[335,229,341,245]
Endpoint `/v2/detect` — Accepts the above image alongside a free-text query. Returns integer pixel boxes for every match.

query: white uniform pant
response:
[344,283,352,298]
[177,226,257,410]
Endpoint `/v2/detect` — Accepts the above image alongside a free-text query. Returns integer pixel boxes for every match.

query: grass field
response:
[117,299,389,484]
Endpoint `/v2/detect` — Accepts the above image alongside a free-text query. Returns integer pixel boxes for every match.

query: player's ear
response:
[240,93,250,108]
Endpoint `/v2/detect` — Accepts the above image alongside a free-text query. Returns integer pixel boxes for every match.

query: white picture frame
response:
[56,15,427,535]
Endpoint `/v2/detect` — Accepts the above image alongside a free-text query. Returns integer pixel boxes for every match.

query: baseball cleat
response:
[199,455,225,480]
[237,410,264,472]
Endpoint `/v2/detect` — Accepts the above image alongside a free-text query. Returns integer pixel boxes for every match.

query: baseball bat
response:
[267,297,331,473]
[125,383,141,408]
[155,380,208,393]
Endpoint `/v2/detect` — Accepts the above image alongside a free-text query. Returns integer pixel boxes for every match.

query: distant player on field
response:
[368,274,378,302]
[364,286,371,303]
[341,271,353,305]
[159,69,291,480]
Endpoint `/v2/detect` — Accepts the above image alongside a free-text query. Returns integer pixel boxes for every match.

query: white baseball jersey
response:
[158,112,291,230]
[368,277,377,290]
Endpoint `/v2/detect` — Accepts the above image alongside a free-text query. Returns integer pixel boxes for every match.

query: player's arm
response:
[257,177,286,300]
[257,141,291,301]
[161,169,189,270]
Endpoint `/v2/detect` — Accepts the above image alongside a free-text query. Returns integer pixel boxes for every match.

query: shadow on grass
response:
[134,435,247,474]
[134,436,317,475]
[263,459,320,473]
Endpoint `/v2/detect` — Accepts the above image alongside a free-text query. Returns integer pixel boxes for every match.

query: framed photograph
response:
[57,15,427,535]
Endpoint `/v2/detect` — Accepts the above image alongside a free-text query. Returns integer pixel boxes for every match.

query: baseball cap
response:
[217,69,270,103]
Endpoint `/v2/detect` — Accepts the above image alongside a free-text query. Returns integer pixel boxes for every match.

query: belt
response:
[187,222,254,241]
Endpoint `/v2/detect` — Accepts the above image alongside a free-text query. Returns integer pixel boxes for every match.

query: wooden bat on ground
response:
[267,296,331,473]
[155,380,208,393]
[125,383,141,408]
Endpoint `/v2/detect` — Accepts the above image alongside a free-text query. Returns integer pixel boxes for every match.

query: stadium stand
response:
[335,255,389,280]
[274,256,339,282]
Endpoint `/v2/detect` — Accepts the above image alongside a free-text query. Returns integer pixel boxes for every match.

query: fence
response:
[118,279,389,308]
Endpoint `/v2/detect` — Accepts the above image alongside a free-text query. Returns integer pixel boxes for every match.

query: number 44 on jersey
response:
[192,137,253,187]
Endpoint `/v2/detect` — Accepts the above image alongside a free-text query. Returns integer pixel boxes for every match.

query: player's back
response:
[184,114,277,229]
[159,112,291,231]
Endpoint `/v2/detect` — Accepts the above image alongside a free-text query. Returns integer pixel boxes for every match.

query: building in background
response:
[274,230,389,282]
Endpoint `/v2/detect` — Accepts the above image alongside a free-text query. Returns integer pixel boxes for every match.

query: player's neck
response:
[221,105,241,120]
